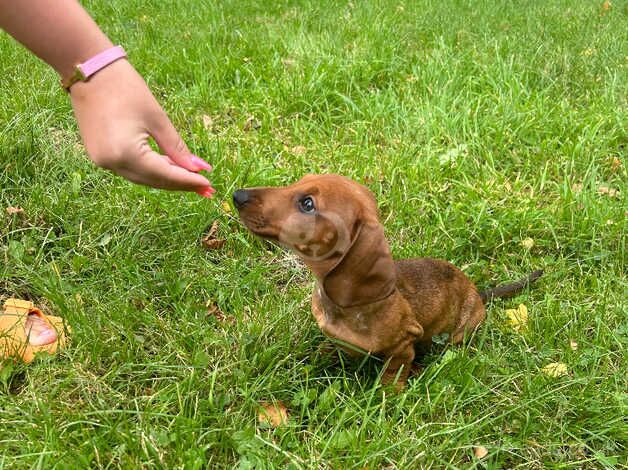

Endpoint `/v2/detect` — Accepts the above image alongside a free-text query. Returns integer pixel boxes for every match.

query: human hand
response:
[69,59,215,197]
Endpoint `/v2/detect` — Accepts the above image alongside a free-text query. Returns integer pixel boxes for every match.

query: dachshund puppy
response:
[233,174,542,388]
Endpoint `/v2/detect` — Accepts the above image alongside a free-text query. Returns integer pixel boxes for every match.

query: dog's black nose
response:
[232,189,250,208]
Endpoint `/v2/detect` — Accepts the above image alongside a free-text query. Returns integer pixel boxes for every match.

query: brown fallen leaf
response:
[542,362,568,378]
[258,401,289,427]
[601,1,611,11]
[201,221,226,250]
[610,156,622,172]
[206,301,227,322]
[473,446,489,459]
[243,115,261,131]
[6,206,25,216]
[505,304,528,332]
[281,57,297,67]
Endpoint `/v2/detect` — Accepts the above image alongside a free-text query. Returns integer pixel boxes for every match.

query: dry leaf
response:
[202,238,226,250]
[569,340,578,351]
[6,207,25,216]
[243,116,261,131]
[571,183,583,194]
[521,237,534,249]
[542,362,568,377]
[601,1,611,11]
[201,115,213,130]
[291,145,307,156]
[598,186,619,197]
[221,201,232,214]
[610,156,622,172]
[473,446,489,459]
[505,304,528,332]
[206,301,227,322]
[258,401,289,427]
[281,58,297,67]
[201,221,226,250]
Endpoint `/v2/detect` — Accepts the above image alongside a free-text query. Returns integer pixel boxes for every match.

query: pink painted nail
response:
[196,186,216,199]
[191,155,212,172]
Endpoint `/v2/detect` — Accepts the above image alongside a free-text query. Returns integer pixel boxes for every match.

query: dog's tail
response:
[479,270,543,303]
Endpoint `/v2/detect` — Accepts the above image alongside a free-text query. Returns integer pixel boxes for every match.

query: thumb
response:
[151,112,212,173]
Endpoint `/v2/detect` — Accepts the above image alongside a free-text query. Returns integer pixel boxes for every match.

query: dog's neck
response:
[305,221,397,308]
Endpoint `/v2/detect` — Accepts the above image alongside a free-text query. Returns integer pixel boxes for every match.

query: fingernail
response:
[196,186,216,199]
[191,155,212,172]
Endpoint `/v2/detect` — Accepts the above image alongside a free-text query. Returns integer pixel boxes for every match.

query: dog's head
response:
[233,174,396,307]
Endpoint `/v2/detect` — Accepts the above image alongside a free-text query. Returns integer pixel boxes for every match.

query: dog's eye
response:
[298,196,316,214]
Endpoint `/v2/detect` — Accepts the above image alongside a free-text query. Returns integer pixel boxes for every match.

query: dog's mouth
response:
[237,212,280,241]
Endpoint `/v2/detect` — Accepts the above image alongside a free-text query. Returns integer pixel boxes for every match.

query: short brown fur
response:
[234,174,541,388]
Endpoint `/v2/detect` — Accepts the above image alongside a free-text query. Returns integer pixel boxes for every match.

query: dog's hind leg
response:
[451,292,485,344]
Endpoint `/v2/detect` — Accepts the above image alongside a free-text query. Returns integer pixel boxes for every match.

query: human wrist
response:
[67,57,134,98]
[61,45,127,91]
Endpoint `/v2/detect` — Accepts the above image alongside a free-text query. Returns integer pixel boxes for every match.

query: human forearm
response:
[0,0,112,81]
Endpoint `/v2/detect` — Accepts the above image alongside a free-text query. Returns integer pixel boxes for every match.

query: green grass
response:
[1,0,626,467]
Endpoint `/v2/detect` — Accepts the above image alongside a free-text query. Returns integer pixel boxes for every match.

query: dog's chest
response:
[311,287,408,355]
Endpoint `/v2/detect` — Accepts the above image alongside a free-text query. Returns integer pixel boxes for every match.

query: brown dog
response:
[233,174,542,387]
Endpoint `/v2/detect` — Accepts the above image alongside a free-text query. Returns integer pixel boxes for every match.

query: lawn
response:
[1,0,626,468]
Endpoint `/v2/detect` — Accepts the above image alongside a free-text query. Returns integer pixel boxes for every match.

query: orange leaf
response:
[473,446,488,459]
[258,401,289,427]
[6,207,25,216]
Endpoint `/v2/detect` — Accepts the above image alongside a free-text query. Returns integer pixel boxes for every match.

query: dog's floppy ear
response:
[322,220,396,308]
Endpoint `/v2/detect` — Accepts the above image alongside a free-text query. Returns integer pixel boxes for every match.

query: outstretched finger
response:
[150,111,212,173]
[116,149,214,193]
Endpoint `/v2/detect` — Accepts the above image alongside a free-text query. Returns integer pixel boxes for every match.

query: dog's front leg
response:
[381,342,416,390]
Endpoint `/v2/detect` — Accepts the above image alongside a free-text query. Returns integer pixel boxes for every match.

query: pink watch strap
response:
[62,45,127,91]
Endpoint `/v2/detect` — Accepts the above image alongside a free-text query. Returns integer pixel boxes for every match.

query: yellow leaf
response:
[542,362,568,378]
[473,446,488,459]
[201,115,213,130]
[221,201,232,213]
[258,401,289,427]
[569,340,578,351]
[291,145,307,156]
[505,304,528,332]
[521,237,534,249]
